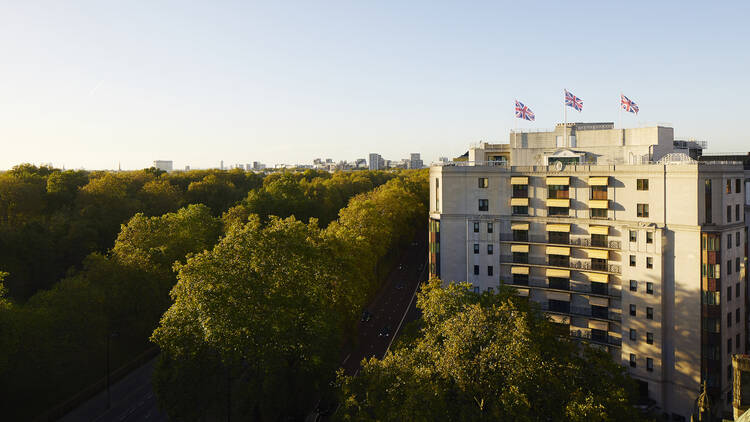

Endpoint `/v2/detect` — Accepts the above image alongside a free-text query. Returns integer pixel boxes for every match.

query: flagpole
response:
[514,99,517,147]
[563,90,567,148]
[618,93,622,129]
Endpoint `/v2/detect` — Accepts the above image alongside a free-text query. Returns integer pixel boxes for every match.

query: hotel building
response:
[428,122,748,420]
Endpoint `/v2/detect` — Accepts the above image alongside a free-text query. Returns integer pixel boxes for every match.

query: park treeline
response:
[0,164,417,420]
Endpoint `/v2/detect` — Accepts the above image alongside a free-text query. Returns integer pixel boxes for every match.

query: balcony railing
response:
[502,278,622,298]
[570,330,622,347]
[499,234,621,250]
[500,255,621,275]
[537,303,621,322]
[569,259,621,274]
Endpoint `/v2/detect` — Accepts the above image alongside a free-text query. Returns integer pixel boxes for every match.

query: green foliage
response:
[0,166,426,420]
[336,278,644,422]
[0,205,221,420]
[151,172,428,421]
[152,216,346,420]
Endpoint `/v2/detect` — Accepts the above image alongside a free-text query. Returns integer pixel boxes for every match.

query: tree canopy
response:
[337,278,644,422]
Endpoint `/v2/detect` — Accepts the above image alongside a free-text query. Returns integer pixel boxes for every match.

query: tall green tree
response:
[337,278,643,422]
[152,216,347,420]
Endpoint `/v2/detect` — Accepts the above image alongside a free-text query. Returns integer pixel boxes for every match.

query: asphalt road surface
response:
[59,357,166,422]
[341,231,428,376]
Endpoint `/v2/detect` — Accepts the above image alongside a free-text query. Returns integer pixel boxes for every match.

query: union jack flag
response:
[514,100,535,121]
[621,94,639,114]
[565,89,583,111]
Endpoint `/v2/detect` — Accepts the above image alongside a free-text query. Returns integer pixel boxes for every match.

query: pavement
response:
[58,357,166,422]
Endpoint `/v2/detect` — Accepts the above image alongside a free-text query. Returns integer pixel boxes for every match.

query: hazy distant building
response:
[409,153,424,169]
[369,153,384,170]
[153,160,173,172]
[354,158,367,169]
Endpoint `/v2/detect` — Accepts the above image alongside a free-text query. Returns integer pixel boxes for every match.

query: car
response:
[378,325,392,337]
[360,310,372,323]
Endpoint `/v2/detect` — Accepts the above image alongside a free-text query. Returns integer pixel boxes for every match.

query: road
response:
[58,357,166,422]
[341,231,427,376]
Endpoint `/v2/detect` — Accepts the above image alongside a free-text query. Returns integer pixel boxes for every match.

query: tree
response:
[337,278,643,422]
[152,216,348,421]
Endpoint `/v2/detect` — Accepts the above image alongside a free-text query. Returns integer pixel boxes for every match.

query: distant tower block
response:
[153,160,173,172]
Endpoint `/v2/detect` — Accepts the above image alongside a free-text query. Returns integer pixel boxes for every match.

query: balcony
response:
[499,255,621,275]
[537,302,621,322]
[570,330,622,348]
[499,234,621,250]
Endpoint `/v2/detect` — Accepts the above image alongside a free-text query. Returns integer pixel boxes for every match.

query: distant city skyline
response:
[1,1,748,170]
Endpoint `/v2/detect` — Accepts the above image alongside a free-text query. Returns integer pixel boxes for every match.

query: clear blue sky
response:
[1,1,748,170]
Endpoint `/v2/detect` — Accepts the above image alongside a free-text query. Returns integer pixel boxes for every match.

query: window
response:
[487,244,493,255]
[736,204,741,222]
[630,230,637,242]
[487,266,493,276]
[473,222,479,233]
[473,265,479,275]
[729,234,733,249]
[646,232,653,244]
[646,257,653,269]
[473,244,480,254]
[728,338,733,354]
[637,179,649,191]
[479,199,489,212]
[728,260,732,275]
[737,282,741,298]
[647,332,654,345]
[512,206,529,216]
[487,222,493,233]
[727,205,732,222]
[647,358,653,372]
[630,304,636,316]
[630,280,638,292]
[737,231,741,247]
[646,307,653,320]
[737,179,742,194]
[630,329,637,341]
[630,255,636,267]
[630,354,636,368]
[728,286,732,302]
[590,208,607,218]
[737,258,741,274]
[728,312,732,328]
[637,203,649,218]
[478,178,488,188]
[737,308,741,324]
[647,282,654,295]
[727,180,732,194]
